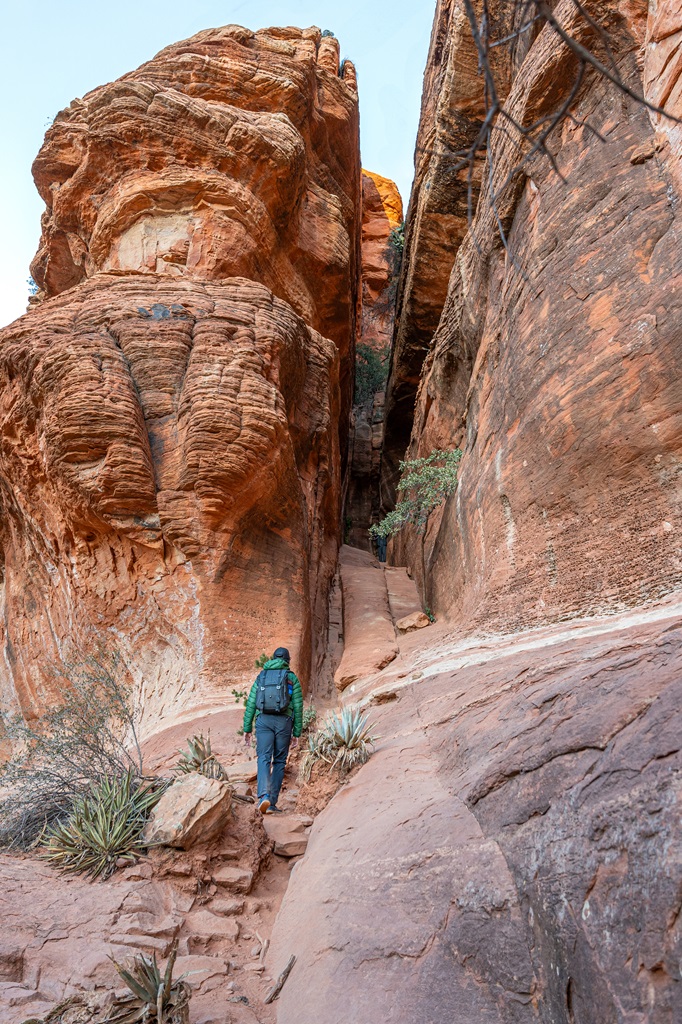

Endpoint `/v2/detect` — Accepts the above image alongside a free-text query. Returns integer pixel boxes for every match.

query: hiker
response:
[243,647,303,814]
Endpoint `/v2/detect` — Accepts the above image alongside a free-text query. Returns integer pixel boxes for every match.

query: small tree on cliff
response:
[370,448,462,540]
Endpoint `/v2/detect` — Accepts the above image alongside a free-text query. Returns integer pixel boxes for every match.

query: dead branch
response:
[263,955,296,1004]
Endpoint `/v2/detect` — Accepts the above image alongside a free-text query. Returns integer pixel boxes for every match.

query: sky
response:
[0,0,435,328]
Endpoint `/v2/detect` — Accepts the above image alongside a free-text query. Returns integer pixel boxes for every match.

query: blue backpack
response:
[255,667,292,714]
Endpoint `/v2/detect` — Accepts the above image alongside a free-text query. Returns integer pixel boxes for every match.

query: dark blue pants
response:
[255,713,293,806]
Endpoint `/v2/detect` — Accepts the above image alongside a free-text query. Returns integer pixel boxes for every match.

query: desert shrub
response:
[355,343,389,405]
[300,706,376,782]
[0,652,145,849]
[302,702,317,733]
[19,940,189,1023]
[40,770,166,880]
[254,652,269,669]
[174,733,227,781]
[370,447,463,540]
[388,222,405,258]
[108,939,190,1023]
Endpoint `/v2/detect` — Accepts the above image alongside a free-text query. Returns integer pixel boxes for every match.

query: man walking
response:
[243,647,303,814]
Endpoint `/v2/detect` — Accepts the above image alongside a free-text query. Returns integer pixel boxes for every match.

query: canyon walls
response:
[384,0,682,632]
[270,4,681,1023]
[0,26,361,735]
[345,170,403,550]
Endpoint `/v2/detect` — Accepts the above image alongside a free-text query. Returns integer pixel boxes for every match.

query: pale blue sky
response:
[0,0,435,328]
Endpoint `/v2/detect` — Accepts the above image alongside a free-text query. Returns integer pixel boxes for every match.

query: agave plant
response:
[300,706,377,782]
[174,733,227,781]
[40,770,166,880]
[107,939,190,1024]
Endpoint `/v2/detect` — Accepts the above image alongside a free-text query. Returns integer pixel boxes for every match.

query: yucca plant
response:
[300,707,377,782]
[173,733,227,781]
[40,770,166,880]
[107,939,190,1023]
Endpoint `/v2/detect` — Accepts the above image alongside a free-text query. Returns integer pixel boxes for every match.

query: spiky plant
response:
[40,770,166,880]
[106,940,190,1024]
[300,707,377,782]
[173,733,227,781]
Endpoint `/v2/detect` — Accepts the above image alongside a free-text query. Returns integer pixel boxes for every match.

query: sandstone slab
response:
[334,546,398,691]
[395,611,430,633]
[143,774,232,850]
[212,864,254,894]
[263,816,309,857]
[269,607,682,1023]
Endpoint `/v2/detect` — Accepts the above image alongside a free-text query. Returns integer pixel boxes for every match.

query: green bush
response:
[174,733,227,781]
[108,939,190,1023]
[355,343,389,405]
[0,652,146,849]
[300,706,376,782]
[40,770,166,880]
[369,448,463,540]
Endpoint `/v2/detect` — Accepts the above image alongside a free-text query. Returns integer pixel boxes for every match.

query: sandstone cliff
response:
[346,171,403,550]
[0,26,361,735]
[384,0,682,630]
[267,4,682,1023]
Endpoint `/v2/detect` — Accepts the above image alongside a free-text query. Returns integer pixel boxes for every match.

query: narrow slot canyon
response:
[0,5,680,1024]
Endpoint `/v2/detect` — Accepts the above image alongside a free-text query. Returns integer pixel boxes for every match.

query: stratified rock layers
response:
[386,0,682,630]
[0,26,361,733]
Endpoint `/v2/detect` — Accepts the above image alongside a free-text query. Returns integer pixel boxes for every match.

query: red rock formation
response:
[346,171,401,549]
[386,0,682,631]
[0,26,361,735]
[359,169,403,354]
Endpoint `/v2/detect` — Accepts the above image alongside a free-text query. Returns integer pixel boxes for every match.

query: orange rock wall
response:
[0,26,361,736]
[387,0,682,630]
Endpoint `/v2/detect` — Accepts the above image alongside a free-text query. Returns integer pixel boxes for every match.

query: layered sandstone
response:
[380,0,505,502]
[359,169,403,354]
[346,172,401,549]
[386,0,682,629]
[0,26,360,735]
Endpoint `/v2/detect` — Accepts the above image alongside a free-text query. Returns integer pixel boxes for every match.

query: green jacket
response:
[242,658,304,737]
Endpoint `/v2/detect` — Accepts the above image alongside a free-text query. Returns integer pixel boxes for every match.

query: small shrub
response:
[321,28,335,37]
[108,938,190,1023]
[254,652,269,670]
[40,770,167,880]
[174,733,227,781]
[355,343,389,405]
[424,606,436,623]
[300,706,376,782]
[0,651,145,849]
[388,222,405,257]
[369,448,463,540]
[302,702,317,733]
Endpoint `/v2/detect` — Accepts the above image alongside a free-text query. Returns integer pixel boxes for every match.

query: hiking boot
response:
[269,805,284,814]
[258,798,271,814]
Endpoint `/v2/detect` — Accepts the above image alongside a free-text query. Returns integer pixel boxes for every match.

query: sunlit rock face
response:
[0,26,360,734]
[386,0,682,630]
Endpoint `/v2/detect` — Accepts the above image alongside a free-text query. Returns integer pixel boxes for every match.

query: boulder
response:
[143,774,232,850]
[263,815,310,857]
[395,611,431,633]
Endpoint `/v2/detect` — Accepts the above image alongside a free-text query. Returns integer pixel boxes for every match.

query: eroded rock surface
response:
[384,0,682,630]
[269,604,682,1023]
[0,26,361,733]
